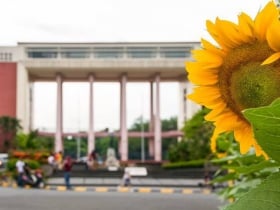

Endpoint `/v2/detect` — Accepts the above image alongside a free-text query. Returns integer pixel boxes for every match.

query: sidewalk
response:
[47,177,205,188]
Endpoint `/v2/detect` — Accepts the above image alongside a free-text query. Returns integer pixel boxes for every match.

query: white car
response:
[0,153,8,171]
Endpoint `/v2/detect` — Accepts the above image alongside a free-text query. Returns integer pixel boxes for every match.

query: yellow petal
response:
[188,72,218,85]
[188,86,221,105]
[213,111,242,133]
[201,38,225,57]
[206,20,230,51]
[254,143,268,158]
[186,62,219,74]
[262,52,280,65]
[210,130,220,152]
[204,103,227,121]
[215,18,244,48]
[238,12,255,41]
[192,49,223,68]
[186,62,219,85]
[254,1,279,41]
[234,124,254,154]
[267,19,280,51]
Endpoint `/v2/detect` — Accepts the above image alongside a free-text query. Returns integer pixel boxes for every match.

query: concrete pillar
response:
[120,74,128,161]
[29,82,34,131]
[55,73,63,152]
[88,74,95,154]
[149,81,155,158]
[16,63,30,133]
[178,82,187,130]
[154,73,161,161]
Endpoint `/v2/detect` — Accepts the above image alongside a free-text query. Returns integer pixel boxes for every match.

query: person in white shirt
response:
[16,157,25,187]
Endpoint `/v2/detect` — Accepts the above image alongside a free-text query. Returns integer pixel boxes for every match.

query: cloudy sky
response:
[1,0,270,131]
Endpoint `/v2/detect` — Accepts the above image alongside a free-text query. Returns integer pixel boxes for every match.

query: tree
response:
[0,116,22,152]
[15,130,53,151]
[183,108,213,160]
[128,116,178,160]
[167,108,214,162]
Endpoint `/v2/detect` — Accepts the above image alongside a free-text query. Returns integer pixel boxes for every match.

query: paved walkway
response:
[47,177,205,188]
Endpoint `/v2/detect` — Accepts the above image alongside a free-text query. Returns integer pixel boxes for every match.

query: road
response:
[0,187,226,210]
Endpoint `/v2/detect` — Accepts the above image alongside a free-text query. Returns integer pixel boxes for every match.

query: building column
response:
[88,74,95,154]
[154,74,161,161]
[16,63,30,133]
[29,82,34,131]
[120,74,128,161]
[55,73,63,153]
[149,81,155,158]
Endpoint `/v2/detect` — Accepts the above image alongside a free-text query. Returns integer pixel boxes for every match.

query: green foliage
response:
[212,132,280,202]
[0,116,22,133]
[128,116,178,160]
[167,140,189,162]
[224,172,280,210]
[0,116,22,152]
[183,108,213,160]
[213,99,280,209]
[243,98,280,162]
[6,158,40,172]
[64,137,88,158]
[15,130,53,151]
[162,159,205,169]
[168,108,213,162]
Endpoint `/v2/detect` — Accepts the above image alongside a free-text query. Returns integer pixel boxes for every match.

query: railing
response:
[25,46,193,60]
[38,130,183,138]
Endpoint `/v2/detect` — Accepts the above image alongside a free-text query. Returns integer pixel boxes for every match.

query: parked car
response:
[0,153,8,171]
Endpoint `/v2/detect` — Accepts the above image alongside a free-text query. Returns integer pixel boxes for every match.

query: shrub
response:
[162,159,205,169]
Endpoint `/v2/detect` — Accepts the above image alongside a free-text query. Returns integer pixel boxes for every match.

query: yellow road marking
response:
[95,187,108,192]
[160,188,174,194]
[118,187,130,192]
[182,189,193,194]
[202,189,211,194]
[74,187,87,192]
[138,188,151,193]
[57,186,67,191]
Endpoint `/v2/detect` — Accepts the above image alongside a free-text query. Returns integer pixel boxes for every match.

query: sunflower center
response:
[230,63,280,110]
[219,42,280,116]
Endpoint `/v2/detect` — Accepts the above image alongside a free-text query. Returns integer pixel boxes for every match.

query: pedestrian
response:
[122,170,131,187]
[15,157,25,187]
[48,152,56,173]
[55,151,63,170]
[87,149,98,170]
[63,156,73,189]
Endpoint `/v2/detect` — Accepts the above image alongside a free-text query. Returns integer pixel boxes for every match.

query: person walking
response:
[63,156,73,189]
[15,157,25,187]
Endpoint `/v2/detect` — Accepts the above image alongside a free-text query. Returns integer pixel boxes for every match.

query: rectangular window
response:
[160,47,191,58]
[94,47,123,58]
[27,48,58,58]
[60,48,90,58]
[127,47,156,58]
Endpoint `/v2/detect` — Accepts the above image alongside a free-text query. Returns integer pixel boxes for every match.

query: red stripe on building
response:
[0,62,17,117]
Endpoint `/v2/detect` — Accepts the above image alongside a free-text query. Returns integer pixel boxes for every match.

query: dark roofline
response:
[18,41,200,45]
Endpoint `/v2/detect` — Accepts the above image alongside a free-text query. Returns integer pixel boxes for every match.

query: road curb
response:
[1,181,213,195]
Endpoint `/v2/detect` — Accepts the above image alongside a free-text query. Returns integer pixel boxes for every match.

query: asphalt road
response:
[0,188,225,210]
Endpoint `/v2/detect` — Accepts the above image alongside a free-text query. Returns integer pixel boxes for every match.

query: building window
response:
[27,48,58,58]
[60,48,90,58]
[127,47,156,58]
[94,47,123,58]
[160,47,191,58]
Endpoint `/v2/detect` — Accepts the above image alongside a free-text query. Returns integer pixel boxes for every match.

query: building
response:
[0,42,201,161]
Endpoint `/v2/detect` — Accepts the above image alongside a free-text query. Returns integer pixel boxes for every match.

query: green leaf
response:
[222,161,280,175]
[243,98,280,162]
[224,172,280,210]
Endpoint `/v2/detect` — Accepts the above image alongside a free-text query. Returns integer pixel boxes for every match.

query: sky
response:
[0,0,270,131]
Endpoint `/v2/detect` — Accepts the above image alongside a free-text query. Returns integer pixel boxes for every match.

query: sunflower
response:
[186,1,280,156]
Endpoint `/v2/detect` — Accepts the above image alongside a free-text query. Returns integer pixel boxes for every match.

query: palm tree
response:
[0,116,22,152]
